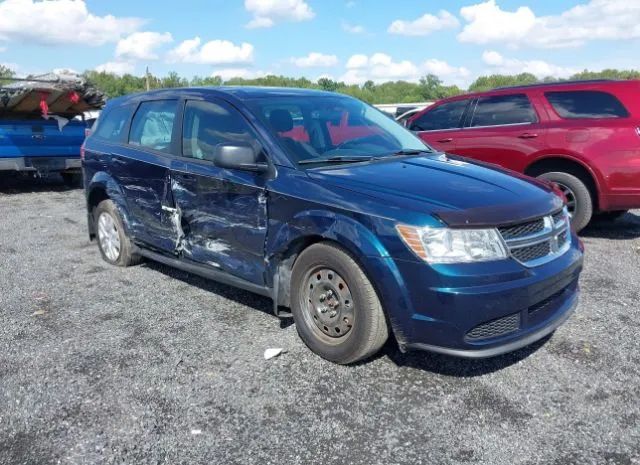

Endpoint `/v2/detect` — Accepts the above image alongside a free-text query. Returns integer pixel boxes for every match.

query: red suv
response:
[408,80,640,231]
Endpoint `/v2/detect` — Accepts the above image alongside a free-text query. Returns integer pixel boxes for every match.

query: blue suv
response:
[83,87,584,364]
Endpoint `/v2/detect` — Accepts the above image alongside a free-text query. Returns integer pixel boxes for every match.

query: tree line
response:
[3,64,640,104]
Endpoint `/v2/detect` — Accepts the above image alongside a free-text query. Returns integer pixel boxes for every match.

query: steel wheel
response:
[303,267,354,342]
[556,182,577,217]
[97,212,121,262]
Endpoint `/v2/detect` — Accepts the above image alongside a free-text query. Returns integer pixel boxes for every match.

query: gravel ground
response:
[1,175,639,465]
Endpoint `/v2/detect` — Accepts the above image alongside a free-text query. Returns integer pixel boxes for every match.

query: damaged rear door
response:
[169,98,269,285]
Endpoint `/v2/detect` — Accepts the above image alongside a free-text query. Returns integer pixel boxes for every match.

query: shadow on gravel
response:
[140,260,297,327]
[581,211,640,240]
[0,173,81,195]
[380,334,551,377]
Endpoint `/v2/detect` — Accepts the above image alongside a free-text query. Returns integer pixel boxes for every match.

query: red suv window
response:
[470,94,537,127]
[409,99,469,131]
[545,90,629,119]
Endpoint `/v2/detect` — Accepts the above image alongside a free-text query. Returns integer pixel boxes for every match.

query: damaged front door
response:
[169,99,269,285]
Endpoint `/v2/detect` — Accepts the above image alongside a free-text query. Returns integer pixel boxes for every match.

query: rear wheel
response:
[291,243,388,364]
[537,171,593,232]
[94,200,141,267]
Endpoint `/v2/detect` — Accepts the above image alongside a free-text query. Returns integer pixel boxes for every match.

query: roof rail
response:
[492,79,616,91]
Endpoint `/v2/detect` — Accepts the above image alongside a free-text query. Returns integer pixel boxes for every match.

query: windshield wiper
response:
[392,149,433,156]
[298,156,374,165]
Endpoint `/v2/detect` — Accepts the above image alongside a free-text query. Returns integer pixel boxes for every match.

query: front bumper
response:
[0,156,81,173]
[406,289,578,358]
[370,234,584,358]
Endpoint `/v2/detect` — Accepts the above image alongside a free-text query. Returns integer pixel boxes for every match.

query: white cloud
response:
[481,50,504,66]
[346,54,369,69]
[481,50,578,78]
[0,45,6,53]
[244,0,314,28]
[292,52,339,68]
[459,0,640,49]
[115,32,173,61]
[342,53,469,85]
[167,38,254,65]
[389,10,460,36]
[0,0,143,46]
[423,59,470,79]
[342,21,366,34]
[211,68,270,80]
[95,61,135,75]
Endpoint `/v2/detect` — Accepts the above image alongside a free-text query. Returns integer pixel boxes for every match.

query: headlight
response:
[396,225,508,264]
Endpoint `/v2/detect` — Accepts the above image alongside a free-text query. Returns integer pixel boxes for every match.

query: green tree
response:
[0,64,15,86]
[468,73,539,92]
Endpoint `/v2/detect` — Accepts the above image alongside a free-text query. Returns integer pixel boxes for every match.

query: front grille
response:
[498,219,545,240]
[512,241,551,262]
[466,313,520,340]
[498,209,571,267]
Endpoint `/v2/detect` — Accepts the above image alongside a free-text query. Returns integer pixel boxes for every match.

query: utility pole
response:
[145,66,151,91]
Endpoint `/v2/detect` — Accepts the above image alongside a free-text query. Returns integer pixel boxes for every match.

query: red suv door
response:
[408,98,471,153]
[453,93,547,172]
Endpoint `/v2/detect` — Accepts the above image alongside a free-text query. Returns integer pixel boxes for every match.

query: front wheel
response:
[537,171,593,232]
[290,243,389,364]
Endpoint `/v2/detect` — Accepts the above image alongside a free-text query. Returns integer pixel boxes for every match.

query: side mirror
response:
[213,143,268,173]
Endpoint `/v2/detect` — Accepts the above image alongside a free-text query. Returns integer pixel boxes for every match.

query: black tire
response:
[94,199,141,267]
[594,210,628,222]
[537,171,593,232]
[290,242,388,364]
[61,172,83,188]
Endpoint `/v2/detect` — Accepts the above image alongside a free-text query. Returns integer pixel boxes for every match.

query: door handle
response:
[437,138,453,143]
[518,133,538,139]
[31,134,45,140]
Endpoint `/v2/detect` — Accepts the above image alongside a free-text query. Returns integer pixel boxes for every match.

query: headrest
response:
[269,109,293,132]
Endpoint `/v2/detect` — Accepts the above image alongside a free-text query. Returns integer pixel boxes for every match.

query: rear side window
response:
[93,104,134,142]
[129,100,177,153]
[470,94,537,127]
[545,90,629,119]
[182,100,260,161]
[409,100,468,131]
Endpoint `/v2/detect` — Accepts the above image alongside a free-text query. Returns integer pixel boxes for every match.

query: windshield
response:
[246,95,431,167]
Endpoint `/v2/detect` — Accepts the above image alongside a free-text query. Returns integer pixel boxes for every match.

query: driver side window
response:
[182,100,260,162]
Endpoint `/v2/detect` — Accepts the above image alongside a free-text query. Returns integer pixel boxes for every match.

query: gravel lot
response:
[1,175,639,465]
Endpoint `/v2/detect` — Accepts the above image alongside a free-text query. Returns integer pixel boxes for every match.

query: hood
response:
[306,154,563,227]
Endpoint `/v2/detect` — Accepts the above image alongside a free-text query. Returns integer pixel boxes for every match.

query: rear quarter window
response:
[545,90,629,119]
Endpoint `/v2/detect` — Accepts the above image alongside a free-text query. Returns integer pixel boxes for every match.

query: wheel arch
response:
[524,155,601,210]
[267,211,413,348]
[86,172,132,240]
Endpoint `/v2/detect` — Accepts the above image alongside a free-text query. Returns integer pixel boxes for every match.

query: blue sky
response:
[0,0,639,88]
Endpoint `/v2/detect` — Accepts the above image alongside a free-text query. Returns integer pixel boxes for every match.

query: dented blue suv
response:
[83,87,583,364]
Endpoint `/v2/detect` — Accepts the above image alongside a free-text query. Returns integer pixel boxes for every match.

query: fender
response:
[86,171,136,239]
[266,209,416,348]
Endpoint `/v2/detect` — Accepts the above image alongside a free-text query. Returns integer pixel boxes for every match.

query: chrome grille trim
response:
[498,208,571,267]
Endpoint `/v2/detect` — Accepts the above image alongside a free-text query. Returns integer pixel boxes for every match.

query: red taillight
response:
[80,142,86,161]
